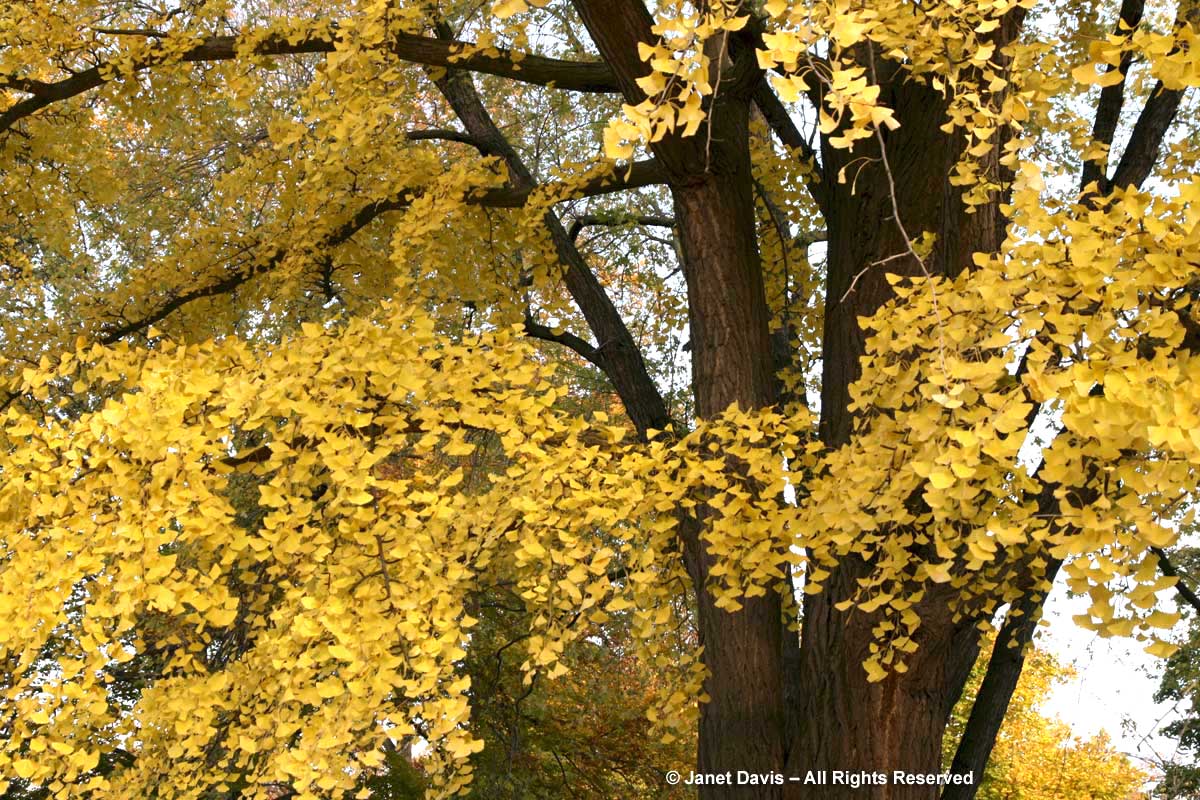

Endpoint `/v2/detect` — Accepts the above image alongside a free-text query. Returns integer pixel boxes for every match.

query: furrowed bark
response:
[570,1,788,795]
[791,23,1023,793]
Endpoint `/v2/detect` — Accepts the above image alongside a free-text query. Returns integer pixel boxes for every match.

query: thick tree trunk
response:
[569,5,1018,797]
[672,95,789,799]
[789,572,980,799]
[785,61,1008,798]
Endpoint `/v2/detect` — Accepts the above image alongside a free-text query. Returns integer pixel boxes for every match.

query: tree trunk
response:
[570,5,1018,797]
[785,58,1009,798]
[672,94,789,798]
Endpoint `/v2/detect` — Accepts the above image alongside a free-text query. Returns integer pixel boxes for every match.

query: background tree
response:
[1148,545,1200,799]
[2,1,1200,799]
[945,633,1148,800]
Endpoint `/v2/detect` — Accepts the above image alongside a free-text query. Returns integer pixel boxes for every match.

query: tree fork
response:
[570,1,792,794]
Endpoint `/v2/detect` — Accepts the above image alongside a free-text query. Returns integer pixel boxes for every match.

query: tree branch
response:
[94,158,665,343]
[751,77,829,218]
[1105,0,1199,192]
[1152,546,1200,615]
[567,213,675,242]
[404,128,486,150]
[941,560,1061,800]
[943,468,1089,799]
[522,315,604,369]
[1108,80,1187,191]
[431,22,672,436]
[0,28,619,134]
[1080,0,1146,193]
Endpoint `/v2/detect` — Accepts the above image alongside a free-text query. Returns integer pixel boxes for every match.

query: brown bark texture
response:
[565,3,1021,796]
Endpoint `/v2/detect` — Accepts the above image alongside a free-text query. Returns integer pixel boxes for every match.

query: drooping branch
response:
[0,27,619,134]
[94,158,665,344]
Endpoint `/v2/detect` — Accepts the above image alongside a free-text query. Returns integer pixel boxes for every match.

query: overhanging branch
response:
[94,159,665,343]
[0,27,619,134]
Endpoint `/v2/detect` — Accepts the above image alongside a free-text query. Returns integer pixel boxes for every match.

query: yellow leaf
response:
[1072,63,1124,87]
[928,469,955,489]
[492,0,527,19]
[1145,640,1179,658]
[863,659,888,683]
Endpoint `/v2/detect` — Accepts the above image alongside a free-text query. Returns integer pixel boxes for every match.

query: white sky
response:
[1041,584,1187,774]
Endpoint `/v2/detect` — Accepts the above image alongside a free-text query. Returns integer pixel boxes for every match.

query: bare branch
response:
[567,213,675,242]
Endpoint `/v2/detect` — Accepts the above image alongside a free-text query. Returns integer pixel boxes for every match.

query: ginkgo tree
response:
[2,0,1200,798]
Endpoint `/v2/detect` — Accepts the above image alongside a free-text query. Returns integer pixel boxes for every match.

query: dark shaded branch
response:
[751,77,829,218]
[480,159,667,207]
[944,466,1088,799]
[941,559,1061,800]
[522,315,604,369]
[1108,80,1187,191]
[567,213,674,242]
[431,21,672,436]
[1,28,618,134]
[92,27,168,38]
[1080,0,1146,193]
[1152,546,1200,615]
[95,195,406,343]
[404,128,485,150]
[1106,0,1199,192]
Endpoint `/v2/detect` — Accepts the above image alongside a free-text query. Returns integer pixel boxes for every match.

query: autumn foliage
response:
[3,0,1200,798]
